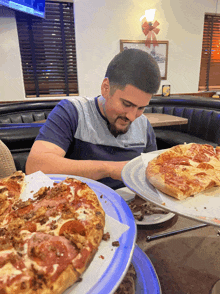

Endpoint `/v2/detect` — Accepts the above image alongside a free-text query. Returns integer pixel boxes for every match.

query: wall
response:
[0,7,25,101]
[74,0,218,97]
[0,0,219,101]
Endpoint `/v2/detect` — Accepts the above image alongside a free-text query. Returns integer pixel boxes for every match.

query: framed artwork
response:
[162,85,171,97]
[120,40,169,80]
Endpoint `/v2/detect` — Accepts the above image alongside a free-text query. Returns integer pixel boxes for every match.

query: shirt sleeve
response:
[35,99,78,153]
[144,120,158,152]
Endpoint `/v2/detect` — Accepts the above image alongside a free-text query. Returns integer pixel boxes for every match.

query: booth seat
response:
[0,100,61,172]
[146,96,220,149]
[0,100,59,123]
[0,96,220,173]
[0,123,44,172]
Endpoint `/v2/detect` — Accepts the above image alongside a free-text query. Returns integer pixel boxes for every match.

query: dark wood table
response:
[144,113,188,127]
[116,185,220,293]
[33,119,46,123]
[136,215,220,294]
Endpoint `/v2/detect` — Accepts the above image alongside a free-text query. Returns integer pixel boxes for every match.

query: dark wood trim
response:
[154,92,216,98]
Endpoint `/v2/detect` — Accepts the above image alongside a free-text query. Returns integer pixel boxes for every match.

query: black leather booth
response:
[145,95,220,149]
[0,96,220,173]
[0,100,59,124]
[0,123,44,172]
[0,100,61,172]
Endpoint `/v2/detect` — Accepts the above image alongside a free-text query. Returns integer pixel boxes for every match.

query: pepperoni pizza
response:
[146,143,220,200]
[0,171,25,219]
[0,172,105,293]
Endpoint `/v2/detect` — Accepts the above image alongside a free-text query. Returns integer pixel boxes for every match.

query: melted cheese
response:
[76,206,93,221]
[189,159,198,167]
[51,263,59,276]
[23,256,47,273]
[0,248,17,258]
[68,186,75,201]
[0,263,22,283]
[36,215,67,236]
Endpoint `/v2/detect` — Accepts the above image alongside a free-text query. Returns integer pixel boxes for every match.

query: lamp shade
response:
[140,9,156,22]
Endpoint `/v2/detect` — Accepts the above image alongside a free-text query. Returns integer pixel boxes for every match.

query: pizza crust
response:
[47,264,80,294]
[5,264,80,294]
[147,173,188,200]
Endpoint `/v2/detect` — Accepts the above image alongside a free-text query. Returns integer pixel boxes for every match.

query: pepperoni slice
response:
[23,221,37,233]
[28,232,78,281]
[59,220,86,236]
[197,163,214,170]
[193,153,210,163]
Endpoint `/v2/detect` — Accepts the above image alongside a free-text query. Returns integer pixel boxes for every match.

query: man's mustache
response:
[117,116,130,123]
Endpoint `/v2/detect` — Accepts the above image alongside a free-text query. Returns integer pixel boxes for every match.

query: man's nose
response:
[126,108,138,122]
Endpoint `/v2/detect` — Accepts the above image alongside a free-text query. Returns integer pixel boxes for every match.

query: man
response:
[26,49,161,189]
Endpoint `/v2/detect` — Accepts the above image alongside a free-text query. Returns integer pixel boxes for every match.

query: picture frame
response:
[162,85,171,97]
[120,40,169,80]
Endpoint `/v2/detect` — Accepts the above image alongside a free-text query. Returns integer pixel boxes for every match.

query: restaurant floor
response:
[136,215,220,294]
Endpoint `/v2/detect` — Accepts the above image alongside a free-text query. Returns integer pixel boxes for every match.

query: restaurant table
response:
[136,214,220,294]
[33,119,46,123]
[34,114,188,127]
[144,113,188,127]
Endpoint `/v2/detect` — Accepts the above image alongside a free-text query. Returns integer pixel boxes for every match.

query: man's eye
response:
[123,101,131,107]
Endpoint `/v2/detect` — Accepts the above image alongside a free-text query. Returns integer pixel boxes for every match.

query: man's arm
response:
[25,140,128,181]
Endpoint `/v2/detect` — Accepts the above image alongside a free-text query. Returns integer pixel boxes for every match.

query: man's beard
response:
[107,117,131,137]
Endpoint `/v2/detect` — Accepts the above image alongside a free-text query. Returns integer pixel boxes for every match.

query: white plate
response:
[115,187,136,202]
[121,151,220,227]
[115,187,175,225]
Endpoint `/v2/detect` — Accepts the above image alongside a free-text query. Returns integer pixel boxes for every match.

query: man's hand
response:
[104,161,129,181]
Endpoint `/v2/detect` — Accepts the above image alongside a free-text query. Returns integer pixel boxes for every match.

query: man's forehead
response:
[115,85,152,106]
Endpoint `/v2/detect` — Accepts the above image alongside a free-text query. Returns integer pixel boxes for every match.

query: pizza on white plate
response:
[146,143,220,200]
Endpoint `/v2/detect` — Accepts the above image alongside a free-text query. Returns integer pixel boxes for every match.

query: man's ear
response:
[101,78,110,98]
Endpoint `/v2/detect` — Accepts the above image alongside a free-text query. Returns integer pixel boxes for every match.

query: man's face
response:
[101,79,152,136]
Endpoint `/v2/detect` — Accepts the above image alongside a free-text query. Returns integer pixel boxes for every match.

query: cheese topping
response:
[76,206,93,221]
[0,263,22,283]
[68,186,75,201]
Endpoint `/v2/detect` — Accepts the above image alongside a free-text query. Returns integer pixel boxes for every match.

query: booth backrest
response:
[0,124,44,172]
[0,100,61,172]
[145,96,220,145]
[149,95,220,110]
[0,100,60,123]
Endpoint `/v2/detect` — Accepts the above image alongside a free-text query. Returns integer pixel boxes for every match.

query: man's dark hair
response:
[105,48,161,95]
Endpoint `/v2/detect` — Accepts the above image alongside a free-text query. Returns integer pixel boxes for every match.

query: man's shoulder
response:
[66,96,95,106]
[66,96,98,117]
[133,113,149,126]
[56,97,96,114]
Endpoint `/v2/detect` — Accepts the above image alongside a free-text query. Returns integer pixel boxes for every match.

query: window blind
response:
[16,1,78,97]
[199,13,220,91]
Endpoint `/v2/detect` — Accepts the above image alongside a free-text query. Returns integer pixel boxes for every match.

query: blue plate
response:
[47,174,137,294]
[132,245,161,294]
